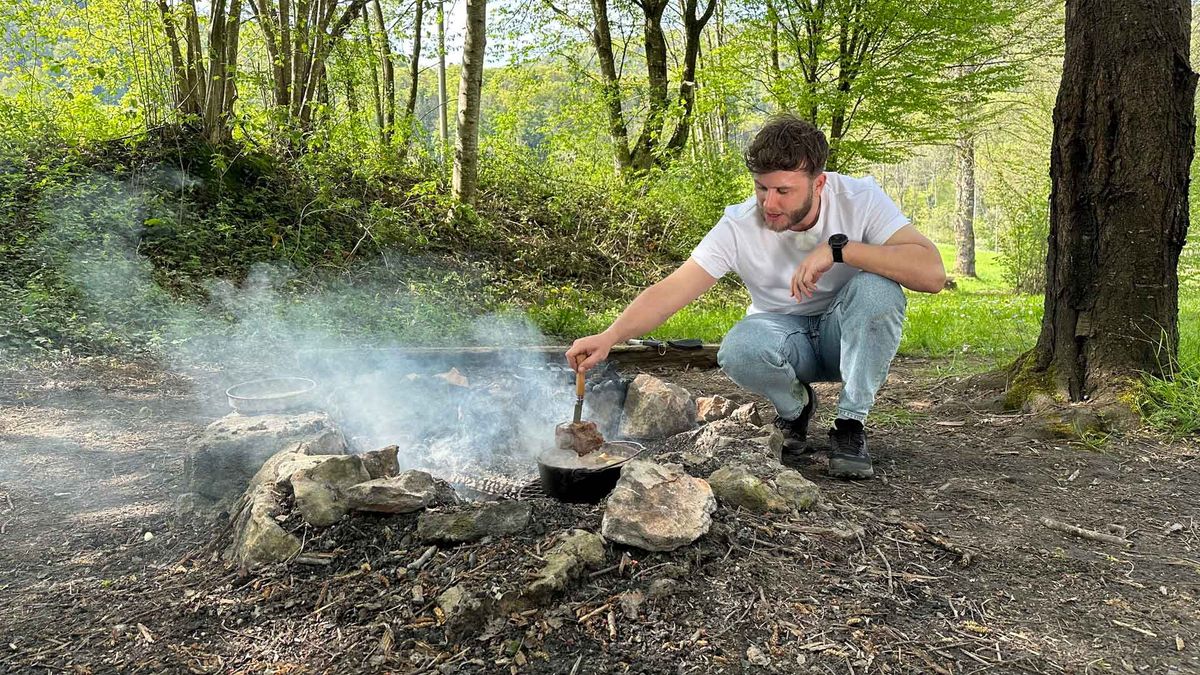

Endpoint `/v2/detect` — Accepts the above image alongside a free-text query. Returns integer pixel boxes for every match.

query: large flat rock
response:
[186,412,345,500]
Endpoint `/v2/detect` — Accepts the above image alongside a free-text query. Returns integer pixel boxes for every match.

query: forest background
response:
[0,0,1196,434]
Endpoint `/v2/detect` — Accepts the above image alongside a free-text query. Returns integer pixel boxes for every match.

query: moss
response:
[1003,351,1059,410]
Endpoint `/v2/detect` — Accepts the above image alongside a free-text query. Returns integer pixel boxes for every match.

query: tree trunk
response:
[402,0,425,149]
[765,0,779,78]
[362,5,385,142]
[247,0,369,136]
[1028,0,1195,401]
[156,0,241,143]
[664,0,717,156]
[628,0,669,172]
[437,0,448,146]
[452,0,486,204]
[371,0,395,144]
[589,0,631,173]
[954,133,977,278]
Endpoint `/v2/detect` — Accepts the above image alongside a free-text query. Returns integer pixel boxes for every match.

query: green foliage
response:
[728,0,1039,170]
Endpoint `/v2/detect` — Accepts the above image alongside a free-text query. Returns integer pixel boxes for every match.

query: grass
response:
[1138,293,1200,437]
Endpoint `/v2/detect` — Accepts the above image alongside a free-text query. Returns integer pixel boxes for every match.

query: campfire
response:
[181,349,827,589]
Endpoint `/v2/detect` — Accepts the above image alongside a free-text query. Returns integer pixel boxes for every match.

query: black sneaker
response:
[773,381,816,453]
[828,419,873,479]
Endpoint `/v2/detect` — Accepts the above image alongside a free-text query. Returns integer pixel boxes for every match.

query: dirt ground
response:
[1,354,1199,674]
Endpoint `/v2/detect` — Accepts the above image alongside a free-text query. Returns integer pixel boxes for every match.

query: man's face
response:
[753,170,826,232]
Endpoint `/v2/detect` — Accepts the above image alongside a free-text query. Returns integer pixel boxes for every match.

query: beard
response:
[759,185,817,233]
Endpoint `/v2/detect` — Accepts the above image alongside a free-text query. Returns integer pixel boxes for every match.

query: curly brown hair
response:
[744,114,829,176]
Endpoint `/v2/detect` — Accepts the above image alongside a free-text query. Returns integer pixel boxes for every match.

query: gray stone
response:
[775,470,821,511]
[436,585,491,638]
[600,461,716,552]
[729,403,763,426]
[359,445,400,480]
[709,465,789,514]
[289,456,371,528]
[226,483,300,568]
[186,412,345,500]
[417,501,531,544]
[755,426,784,458]
[525,530,607,603]
[647,578,679,600]
[175,492,206,517]
[664,420,783,479]
[619,374,696,440]
[348,471,457,514]
[696,395,737,423]
[248,449,326,490]
[698,418,782,462]
[746,645,771,667]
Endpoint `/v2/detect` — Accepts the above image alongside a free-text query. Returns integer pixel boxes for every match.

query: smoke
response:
[32,169,590,479]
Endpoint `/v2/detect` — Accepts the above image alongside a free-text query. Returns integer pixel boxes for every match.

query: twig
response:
[900,520,977,565]
[407,545,439,570]
[874,545,895,596]
[1039,517,1131,547]
[1111,620,1157,638]
[589,564,620,578]
[577,603,613,624]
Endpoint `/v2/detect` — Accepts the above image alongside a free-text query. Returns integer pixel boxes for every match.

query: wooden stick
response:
[1039,516,1131,546]
[574,370,585,423]
[577,602,612,623]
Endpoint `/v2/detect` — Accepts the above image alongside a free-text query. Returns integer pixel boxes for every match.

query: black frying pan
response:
[536,441,643,504]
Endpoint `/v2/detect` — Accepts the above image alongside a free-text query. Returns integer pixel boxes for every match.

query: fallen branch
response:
[899,520,977,566]
[1039,517,1131,547]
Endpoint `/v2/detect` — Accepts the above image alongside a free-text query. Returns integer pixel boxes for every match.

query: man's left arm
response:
[791,225,947,299]
[841,225,947,293]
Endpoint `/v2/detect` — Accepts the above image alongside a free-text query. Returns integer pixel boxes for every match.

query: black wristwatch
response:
[828,233,849,263]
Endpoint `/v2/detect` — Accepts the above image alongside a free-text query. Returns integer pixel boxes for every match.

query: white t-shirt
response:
[690,172,910,316]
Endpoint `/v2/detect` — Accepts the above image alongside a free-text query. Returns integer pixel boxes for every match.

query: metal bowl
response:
[226,377,317,414]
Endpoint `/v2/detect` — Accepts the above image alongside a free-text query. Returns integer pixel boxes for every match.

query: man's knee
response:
[841,272,906,316]
[717,316,787,379]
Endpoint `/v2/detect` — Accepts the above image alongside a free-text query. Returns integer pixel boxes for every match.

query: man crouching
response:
[566,114,946,479]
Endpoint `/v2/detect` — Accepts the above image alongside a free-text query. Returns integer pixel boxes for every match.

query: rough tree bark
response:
[362,6,385,141]
[156,0,243,144]
[1023,0,1195,402]
[452,0,486,204]
[248,0,370,134]
[437,0,449,146]
[402,0,425,149]
[587,0,631,173]
[954,133,977,278]
[370,0,396,144]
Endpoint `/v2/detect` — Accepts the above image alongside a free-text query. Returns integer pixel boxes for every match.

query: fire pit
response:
[309,360,630,504]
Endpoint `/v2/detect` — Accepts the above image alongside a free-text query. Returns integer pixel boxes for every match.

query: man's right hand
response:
[566,332,617,373]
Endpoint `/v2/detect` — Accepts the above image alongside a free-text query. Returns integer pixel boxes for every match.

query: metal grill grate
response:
[435,470,543,501]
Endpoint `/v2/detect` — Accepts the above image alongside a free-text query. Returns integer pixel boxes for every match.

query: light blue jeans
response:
[717,272,906,423]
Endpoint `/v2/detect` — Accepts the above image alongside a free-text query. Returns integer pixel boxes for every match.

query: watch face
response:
[829,234,848,247]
